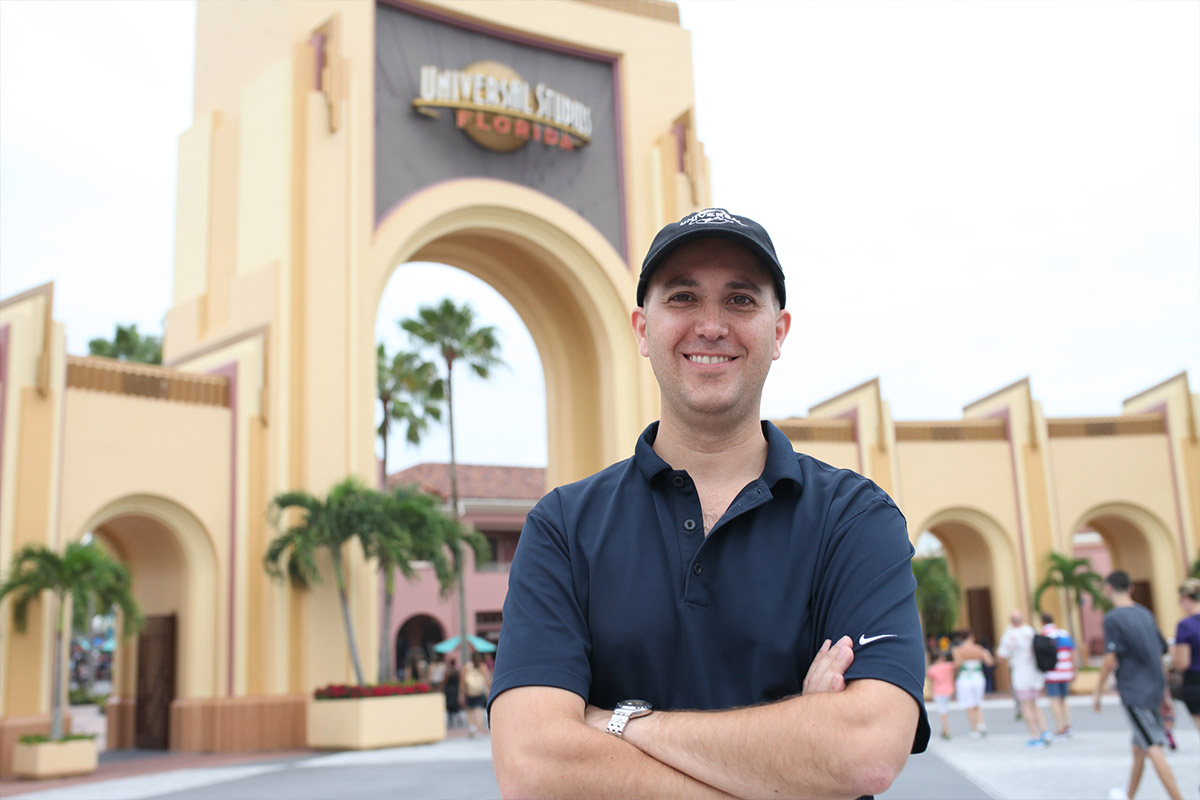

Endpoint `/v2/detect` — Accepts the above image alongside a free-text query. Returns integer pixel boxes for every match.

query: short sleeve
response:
[1176,618,1194,651]
[996,631,1013,659]
[1103,613,1123,655]
[488,492,593,712]
[810,498,931,753]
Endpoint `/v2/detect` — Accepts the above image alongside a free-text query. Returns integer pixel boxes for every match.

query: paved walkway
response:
[4,696,1197,800]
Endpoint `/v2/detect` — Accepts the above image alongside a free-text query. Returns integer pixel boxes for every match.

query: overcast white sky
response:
[2,0,1197,475]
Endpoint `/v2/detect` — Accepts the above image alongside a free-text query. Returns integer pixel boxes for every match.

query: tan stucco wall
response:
[0,287,67,719]
[59,391,230,700]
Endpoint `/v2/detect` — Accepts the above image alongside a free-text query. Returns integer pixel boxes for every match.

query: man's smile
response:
[686,354,734,365]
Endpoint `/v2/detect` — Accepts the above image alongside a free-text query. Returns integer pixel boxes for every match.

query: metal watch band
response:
[606,709,632,736]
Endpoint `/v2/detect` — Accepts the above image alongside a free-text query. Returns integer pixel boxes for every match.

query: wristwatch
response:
[606,699,653,737]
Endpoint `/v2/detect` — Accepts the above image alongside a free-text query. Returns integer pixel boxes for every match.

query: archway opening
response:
[374,262,547,477]
[92,513,186,751]
[1071,527,1112,659]
[367,184,646,494]
[396,614,445,680]
[926,521,998,650]
[1072,507,1163,661]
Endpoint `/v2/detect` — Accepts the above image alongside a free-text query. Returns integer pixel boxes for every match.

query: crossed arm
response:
[490,636,919,800]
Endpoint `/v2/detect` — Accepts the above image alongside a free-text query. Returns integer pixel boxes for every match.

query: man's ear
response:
[773,308,792,361]
[631,307,649,358]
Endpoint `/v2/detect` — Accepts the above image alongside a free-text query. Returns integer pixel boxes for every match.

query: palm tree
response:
[0,541,143,740]
[375,344,444,485]
[912,556,960,646]
[368,485,488,683]
[1032,551,1107,654]
[87,323,162,364]
[265,477,388,686]
[400,298,504,669]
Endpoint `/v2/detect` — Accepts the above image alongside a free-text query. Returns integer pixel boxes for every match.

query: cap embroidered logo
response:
[679,208,748,227]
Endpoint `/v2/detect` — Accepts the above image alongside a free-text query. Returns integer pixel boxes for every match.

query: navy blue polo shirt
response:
[491,421,930,753]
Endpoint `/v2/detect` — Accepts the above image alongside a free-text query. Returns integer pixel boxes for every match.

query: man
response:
[1040,612,1075,739]
[997,610,1052,747]
[489,208,929,799]
[1093,570,1183,800]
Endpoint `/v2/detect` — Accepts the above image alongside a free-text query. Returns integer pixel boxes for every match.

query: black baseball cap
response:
[636,208,786,308]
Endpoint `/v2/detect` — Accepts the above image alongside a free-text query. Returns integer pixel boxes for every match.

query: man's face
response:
[632,237,790,426]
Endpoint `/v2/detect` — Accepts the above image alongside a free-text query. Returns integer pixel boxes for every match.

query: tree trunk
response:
[333,553,366,685]
[379,397,390,489]
[445,366,471,672]
[83,594,98,696]
[50,591,66,740]
[378,566,395,684]
[1069,588,1085,669]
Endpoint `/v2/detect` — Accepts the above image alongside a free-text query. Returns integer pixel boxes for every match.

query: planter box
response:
[12,739,98,780]
[1071,670,1104,695]
[307,692,446,750]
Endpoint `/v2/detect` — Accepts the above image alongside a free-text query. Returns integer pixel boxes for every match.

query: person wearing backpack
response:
[997,609,1052,747]
[1040,612,1076,739]
[460,652,492,739]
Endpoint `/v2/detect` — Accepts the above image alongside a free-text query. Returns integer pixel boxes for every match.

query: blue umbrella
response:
[433,634,496,654]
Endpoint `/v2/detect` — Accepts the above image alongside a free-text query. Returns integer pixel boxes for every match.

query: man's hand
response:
[803,636,854,695]
[1092,692,1103,713]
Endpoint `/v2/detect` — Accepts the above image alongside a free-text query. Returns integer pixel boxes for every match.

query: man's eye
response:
[668,293,695,303]
[729,295,754,306]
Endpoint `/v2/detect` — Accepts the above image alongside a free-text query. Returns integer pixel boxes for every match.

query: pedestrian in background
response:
[461,652,492,739]
[1041,612,1076,739]
[998,609,1052,747]
[443,657,462,729]
[1170,578,1200,752]
[953,630,993,738]
[927,650,956,740]
[428,653,447,691]
[1093,570,1182,800]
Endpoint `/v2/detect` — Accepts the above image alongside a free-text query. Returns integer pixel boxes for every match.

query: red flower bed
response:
[313,681,433,700]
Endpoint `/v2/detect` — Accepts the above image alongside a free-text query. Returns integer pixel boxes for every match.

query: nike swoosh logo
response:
[858,633,898,646]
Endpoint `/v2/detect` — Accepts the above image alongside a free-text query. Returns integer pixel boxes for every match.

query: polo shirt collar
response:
[633,420,805,491]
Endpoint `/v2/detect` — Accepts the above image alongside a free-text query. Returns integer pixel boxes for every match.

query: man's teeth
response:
[688,355,731,364]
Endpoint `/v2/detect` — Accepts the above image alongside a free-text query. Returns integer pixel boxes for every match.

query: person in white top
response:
[997,609,1051,747]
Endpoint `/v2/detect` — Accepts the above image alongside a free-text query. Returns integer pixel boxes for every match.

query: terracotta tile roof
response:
[386,463,547,502]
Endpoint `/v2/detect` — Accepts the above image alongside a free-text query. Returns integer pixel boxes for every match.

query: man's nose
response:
[694,303,728,339]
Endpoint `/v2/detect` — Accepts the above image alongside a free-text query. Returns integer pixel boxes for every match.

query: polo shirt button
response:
[693,562,703,575]
[673,476,685,487]
[683,519,696,531]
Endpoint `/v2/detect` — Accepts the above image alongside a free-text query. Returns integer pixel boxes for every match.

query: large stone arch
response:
[1070,501,1179,619]
[75,494,220,704]
[363,177,654,491]
[916,506,1020,648]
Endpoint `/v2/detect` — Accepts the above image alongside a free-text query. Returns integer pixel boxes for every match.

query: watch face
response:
[618,699,653,715]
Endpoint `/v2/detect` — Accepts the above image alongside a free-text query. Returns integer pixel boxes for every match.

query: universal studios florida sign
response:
[413,61,593,153]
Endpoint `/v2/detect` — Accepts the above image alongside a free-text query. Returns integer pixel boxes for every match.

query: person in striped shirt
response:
[1040,612,1076,739]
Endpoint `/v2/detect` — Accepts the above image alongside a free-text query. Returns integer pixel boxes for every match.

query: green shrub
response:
[68,688,108,707]
[18,733,97,745]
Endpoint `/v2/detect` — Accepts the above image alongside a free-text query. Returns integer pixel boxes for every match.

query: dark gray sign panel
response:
[375,2,626,260]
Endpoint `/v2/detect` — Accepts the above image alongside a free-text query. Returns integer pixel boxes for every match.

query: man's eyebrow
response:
[660,276,699,291]
[724,279,765,294]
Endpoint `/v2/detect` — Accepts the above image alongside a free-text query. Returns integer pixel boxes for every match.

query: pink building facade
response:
[385,463,544,674]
